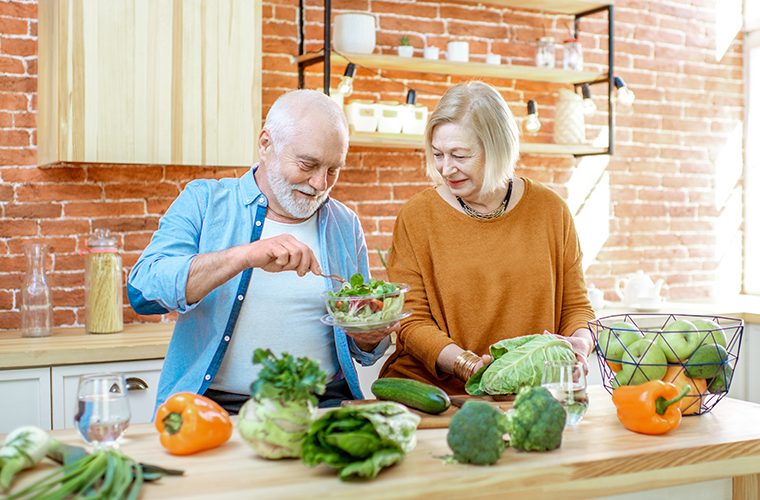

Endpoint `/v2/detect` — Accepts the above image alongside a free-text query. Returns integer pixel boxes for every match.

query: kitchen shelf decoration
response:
[297,0,615,157]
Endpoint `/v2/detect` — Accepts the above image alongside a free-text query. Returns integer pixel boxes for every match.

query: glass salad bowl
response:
[320,274,410,332]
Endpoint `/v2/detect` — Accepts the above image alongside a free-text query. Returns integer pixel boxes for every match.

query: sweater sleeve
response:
[558,207,596,336]
[387,209,455,377]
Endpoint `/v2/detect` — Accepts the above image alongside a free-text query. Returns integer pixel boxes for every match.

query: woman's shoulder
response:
[522,177,570,213]
[397,186,439,217]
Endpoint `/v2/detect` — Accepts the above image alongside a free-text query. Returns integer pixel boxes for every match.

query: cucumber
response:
[371,378,451,414]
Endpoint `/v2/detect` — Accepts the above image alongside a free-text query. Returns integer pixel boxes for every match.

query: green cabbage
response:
[302,402,420,480]
[237,398,315,459]
[466,334,576,395]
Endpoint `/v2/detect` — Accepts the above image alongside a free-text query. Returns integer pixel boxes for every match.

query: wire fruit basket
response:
[588,313,744,415]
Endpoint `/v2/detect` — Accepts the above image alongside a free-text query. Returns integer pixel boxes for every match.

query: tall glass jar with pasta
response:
[84,229,124,334]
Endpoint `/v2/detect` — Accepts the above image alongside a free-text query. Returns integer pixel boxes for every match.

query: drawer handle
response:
[126,377,149,392]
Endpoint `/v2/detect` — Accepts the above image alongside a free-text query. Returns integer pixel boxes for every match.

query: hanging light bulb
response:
[581,83,596,115]
[336,63,357,97]
[613,76,635,107]
[524,99,541,134]
[406,89,417,105]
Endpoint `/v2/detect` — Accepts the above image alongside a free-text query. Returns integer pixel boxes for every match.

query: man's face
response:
[260,122,347,219]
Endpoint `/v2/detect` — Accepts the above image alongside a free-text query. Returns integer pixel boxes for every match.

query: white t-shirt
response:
[210,216,337,395]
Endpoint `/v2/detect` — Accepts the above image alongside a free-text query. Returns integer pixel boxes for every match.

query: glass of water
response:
[541,360,588,427]
[74,373,131,448]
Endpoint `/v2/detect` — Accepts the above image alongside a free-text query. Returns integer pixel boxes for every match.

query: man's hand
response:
[344,321,398,352]
[243,234,322,276]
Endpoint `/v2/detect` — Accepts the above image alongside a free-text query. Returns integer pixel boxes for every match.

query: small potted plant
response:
[398,35,414,58]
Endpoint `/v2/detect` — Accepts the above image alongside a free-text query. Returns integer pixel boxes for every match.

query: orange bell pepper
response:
[155,392,233,455]
[611,380,691,435]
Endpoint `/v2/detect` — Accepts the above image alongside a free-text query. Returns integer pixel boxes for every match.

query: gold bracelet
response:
[453,350,481,381]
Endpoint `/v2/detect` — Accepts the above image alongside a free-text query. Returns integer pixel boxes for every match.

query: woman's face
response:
[431,121,485,199]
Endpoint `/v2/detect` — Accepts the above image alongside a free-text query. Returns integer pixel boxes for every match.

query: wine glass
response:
[74,373,131,448]
[541,360,588,427]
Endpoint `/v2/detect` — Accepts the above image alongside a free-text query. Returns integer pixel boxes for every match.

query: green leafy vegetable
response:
[302,402,420,480]
[333,273,399,297]
[506,386,566,452]
[0,426,50,492]
[326,274,405,326]
[447,401,509,465]
[240,349,328,459]
[249,348,327,406]
[466,334,576,396]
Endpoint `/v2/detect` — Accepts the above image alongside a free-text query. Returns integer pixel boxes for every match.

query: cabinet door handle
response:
[126,377,149,392]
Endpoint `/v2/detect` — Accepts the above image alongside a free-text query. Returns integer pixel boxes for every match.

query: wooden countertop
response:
[599,294,760,323]
[7,386,760,499]
[0,323,172,369]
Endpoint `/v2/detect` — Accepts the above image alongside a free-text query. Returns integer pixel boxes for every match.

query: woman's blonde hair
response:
[424,81,520,194]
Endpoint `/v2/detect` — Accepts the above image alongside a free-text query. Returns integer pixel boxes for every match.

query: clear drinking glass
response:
[74,373,131,448]
[541,360,588,427]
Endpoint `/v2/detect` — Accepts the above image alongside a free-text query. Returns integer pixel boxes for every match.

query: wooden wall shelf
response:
[458,0,613,15]
[298,51,606,85]
[349,132,607,156]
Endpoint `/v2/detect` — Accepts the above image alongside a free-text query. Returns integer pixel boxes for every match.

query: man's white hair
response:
[264,90,349,153]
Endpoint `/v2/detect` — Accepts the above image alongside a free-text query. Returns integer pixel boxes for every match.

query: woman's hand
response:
[437,345,492,381]
[543,329,593,374]
[344,321,399,352]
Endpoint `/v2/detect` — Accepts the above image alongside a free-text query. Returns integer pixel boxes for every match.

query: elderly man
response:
[128,90,391,413]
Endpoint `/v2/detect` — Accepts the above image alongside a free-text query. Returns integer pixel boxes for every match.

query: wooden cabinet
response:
[37,0,262,167]
[51,359,163,430]
[0,368,52,432]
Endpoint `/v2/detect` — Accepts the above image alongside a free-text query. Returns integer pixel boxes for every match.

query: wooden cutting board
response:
[341,394,515,429]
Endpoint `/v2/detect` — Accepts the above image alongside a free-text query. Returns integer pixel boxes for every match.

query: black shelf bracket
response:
[297,0,332,95]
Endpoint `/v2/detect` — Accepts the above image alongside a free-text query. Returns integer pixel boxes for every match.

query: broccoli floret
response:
[446,401,509,465]
[506,386,566,452]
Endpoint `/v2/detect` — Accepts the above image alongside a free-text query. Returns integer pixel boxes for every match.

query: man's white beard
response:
[266,164,331,219]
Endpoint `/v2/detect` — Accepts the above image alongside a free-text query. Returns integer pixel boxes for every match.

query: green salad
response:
[326,274,405,325]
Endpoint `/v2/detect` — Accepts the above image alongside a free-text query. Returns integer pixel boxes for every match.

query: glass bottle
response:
[563,38,584,71]
[21,243,53,337]
[535,37,556,68]
[84,229,124,334]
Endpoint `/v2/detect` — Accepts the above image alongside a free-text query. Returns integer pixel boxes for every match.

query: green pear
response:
[596,321,642,362]
[707,363,734,393]
[685,343,729,379]
[691,318,728,348]
[618,339,667,385]
[646,319,700,363]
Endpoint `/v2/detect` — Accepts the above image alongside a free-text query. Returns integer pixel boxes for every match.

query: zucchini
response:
[371,378,451,414]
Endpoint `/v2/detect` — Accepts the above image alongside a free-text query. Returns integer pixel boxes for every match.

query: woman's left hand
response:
[544,330,592,374]
[344,321,399,352]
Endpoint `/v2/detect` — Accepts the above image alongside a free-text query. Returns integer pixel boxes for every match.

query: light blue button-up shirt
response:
[127,167,390,409]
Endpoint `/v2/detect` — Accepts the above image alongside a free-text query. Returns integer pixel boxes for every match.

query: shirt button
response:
[258,198,266,205]
[224,336,231,342]
[204,374,211,381]
[237,294,244,301]
[255,220,262,227]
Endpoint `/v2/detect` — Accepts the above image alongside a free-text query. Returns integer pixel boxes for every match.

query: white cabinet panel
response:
[51,359,163,430]
[0,367,51,433]
[745,324,760,403]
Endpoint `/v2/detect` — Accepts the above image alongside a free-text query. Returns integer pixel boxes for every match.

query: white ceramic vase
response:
[333,13,376,54]
[447,41,469,62]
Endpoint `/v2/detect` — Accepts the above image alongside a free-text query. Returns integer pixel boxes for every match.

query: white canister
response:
[553,88,586,144]
[377,101,404,134]
[447,41,469,62]
[334,13,376,54]
[485,53,501,65]
[345,100,379,133]
[423,46,439,60]
[401,104,428,135]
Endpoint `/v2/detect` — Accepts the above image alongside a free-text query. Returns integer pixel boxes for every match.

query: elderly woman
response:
[379,81,595,394]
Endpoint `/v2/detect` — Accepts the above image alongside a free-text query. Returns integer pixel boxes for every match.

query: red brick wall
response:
[0,0,745,330]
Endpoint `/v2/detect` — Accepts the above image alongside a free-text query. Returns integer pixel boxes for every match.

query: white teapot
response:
[614,270,663,307]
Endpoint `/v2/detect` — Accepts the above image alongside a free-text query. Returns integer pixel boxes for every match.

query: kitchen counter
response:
[7,386,760,499]
[0,323,172,369]
[599,294,760,323]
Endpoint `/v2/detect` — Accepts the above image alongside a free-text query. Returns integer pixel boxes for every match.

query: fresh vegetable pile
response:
[466,334,576,395]
[302,402,420,480]
[325,274,406,326]
[238,348,327,459]
[446,386,567,466]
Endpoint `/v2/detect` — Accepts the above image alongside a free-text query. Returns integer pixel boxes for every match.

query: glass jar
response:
[84,229,123,334]
[535,37,556,68]
[563,38,584,71]
[21,243,53,337]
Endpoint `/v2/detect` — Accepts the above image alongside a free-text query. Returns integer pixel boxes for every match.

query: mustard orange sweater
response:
[379,178,595,394]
